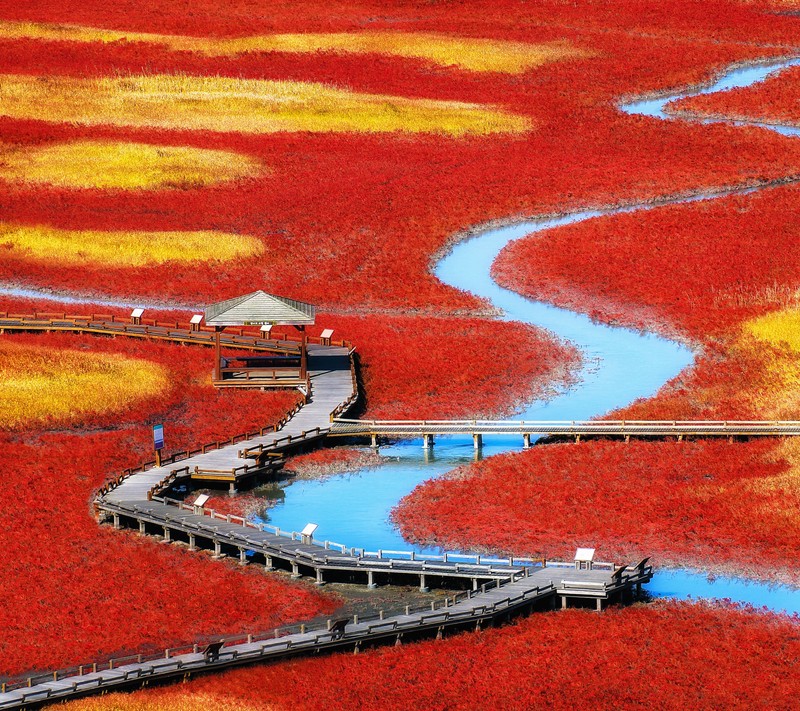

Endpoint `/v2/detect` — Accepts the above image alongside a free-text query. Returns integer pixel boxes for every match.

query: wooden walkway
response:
[0,311,352,354]
[0,560,652,708]
[0,311,653,708]
[330,418,800,447]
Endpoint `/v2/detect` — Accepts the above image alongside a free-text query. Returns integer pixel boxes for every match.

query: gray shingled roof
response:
[204,290,315,326]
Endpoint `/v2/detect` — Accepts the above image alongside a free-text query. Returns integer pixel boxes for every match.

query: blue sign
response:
[153,424,165,451]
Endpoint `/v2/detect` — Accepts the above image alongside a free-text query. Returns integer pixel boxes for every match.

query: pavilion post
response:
[214,327,222,381]
[299,325,308,380]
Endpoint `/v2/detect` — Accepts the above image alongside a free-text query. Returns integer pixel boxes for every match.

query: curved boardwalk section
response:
[0,313,653,708]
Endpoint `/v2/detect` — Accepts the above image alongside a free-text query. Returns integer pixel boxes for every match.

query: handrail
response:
[332,417,800,427]
[0,574,548,694]
[0,312,354,351]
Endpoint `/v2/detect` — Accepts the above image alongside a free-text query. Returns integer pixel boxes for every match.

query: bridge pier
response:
[371,433,379,448]
[162,526,171,543]
[213,540,222,559]
[473,434,483,450]
[138,520,146,535]
[188,534,196,551]
[367,571,376,589]
[419,574,429,592]
[523,433,531,449]
[264,555,274,571]
[422,434,434,449]
[291,562,301,579]
[239,547,248,566]
[112,513,120,530]
[316,568,325,585]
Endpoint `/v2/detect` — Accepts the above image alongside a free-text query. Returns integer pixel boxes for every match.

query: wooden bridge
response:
[330,417,800,448]
[0,556,651,708]
[0,309,658,708]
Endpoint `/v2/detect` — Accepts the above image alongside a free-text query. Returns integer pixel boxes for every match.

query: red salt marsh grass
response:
[493,183,800,342]
[1,3,800,312]
[58,601,800,711]
[0,328,336,678]
[394,439,800,584]
[2,0,800,702]
[669,63,800,128]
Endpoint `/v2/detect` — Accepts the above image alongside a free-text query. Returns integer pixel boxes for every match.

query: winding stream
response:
[262,56,800,615]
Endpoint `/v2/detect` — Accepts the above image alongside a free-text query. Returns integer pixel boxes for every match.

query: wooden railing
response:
[97,398,309,500]
[0,311,354,351]
[0,575,535,696]
[329,354,360,421]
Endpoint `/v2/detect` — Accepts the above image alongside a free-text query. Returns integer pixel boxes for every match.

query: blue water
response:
[262,55,800,615]
[620,56,800,138]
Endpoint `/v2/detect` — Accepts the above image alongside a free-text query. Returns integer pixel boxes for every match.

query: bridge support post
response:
[213,540,222,558]
[561,596,568,610]
[229,481,237,495]
[473,434,483,450]
[419,574,429,592]
[371,433,378,448]
[239,547,248,566]
[112,513,120,530]
[162,526,170,543]
[265,555,274,571]
[138,520,145,534]
[472,578,478,591]
[316,568,324,585]
[422,434,434,449]
[523,433,531,449]
[596,599,603,612]
[291,562,301,579]
[367,571,376,589]
[188,534,196,551]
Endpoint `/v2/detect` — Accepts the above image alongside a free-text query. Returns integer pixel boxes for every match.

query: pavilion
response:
[204,290,316,387]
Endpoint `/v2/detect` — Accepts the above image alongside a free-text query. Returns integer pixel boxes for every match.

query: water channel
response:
[261,56,800,615]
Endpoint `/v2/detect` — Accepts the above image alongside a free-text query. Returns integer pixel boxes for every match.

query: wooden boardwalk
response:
[0,560,651,708]
[330,417,800,446]
[0,311,654,708]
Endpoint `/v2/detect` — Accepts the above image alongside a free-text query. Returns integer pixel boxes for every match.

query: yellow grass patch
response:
[746,307,800,354]
[0,74,531,137]
[0,223,264,267]
[0,341,168,429]
[0,20,589,74]
[61,692,262,711]
[0,140,264,190]
[743,308,800,419]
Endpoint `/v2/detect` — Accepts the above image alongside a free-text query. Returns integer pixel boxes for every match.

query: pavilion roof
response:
[204,290,315,327]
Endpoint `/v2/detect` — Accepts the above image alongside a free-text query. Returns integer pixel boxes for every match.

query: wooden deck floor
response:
[0,561,651,708]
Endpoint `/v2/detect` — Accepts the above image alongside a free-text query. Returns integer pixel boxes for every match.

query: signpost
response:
[153,424,165,467]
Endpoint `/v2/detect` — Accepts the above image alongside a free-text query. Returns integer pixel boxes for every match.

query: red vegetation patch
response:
[394,439,800,583]
[669,64,800,128]
[493,183,800,341]
[61,601,800,710]
[184,492,265,519]
[0,330,334,678]
[335,315,579,419]
[1,4,800,312]
[283,447,384,480]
